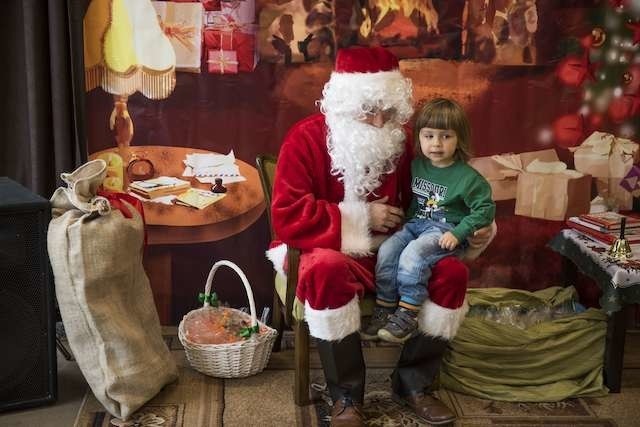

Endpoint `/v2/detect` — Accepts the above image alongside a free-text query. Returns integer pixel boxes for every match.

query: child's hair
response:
[414,98,472,162]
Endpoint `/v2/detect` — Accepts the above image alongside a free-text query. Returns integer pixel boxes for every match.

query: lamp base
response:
[109,95,134,188]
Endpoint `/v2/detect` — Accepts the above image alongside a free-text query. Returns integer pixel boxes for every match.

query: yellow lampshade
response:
[84,0,176,99]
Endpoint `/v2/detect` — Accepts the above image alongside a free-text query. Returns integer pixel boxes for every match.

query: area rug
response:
[307,369,617,427]
[71,330,632,427]
[73,348,224,427]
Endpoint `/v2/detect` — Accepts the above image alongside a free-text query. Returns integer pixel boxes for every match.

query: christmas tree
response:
[553,0,640,149]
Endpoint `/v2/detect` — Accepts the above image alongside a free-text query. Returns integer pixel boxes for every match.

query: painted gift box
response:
[152,1,204,73]
[203,12,258,72]
[221,0,255,24]
[333,0,464,59]
[207,49,239,74]
[171,0,221,11]
[258,0,335,64]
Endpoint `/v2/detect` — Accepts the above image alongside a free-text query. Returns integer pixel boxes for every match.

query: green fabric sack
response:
[440,286,608,402]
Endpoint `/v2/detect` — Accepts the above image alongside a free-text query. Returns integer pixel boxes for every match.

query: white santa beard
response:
[326,115,406,200]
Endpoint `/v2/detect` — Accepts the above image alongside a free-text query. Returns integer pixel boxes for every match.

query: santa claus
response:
[267,46,494,426]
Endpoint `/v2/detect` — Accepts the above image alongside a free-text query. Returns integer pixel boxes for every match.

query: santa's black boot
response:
[317,332,365,427]
[391,334,456,425]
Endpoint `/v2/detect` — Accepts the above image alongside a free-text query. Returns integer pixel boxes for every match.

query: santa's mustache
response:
[326,116,405,197]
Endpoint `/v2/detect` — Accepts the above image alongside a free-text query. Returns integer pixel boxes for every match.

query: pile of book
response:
[129,176,191,199]
[173,188,226,209]
[566,212,640,245]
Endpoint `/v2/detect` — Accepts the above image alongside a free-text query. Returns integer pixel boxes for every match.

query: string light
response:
[538,128,553,143]
[619,123,636,138]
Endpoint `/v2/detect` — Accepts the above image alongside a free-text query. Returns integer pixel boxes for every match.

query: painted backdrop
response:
[84,0,639,324]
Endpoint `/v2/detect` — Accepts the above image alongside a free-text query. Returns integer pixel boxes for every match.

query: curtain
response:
[0,0,88,197]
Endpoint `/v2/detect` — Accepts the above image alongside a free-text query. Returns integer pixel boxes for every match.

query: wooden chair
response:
[256,154,310,406]
[256,154,377,406]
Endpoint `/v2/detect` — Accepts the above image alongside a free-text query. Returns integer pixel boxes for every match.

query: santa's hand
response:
[369,196,404,233]
[439,231,459,250]
[468,223,493,247]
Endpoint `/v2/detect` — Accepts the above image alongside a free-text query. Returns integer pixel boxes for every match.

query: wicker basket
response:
[178,260,278,378]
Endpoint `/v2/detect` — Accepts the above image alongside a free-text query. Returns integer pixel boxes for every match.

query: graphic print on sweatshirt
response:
[412,176,448,219]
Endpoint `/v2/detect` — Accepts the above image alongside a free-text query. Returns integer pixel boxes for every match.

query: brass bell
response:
[608,217,633,260]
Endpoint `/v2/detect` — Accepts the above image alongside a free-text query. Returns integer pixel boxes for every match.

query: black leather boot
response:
[316,332,366,405]
[391,334,456,425]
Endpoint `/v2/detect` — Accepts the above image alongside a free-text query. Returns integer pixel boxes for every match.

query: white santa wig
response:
[319,47,413,198]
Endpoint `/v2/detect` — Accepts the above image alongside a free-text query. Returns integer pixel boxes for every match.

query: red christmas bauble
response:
[587,113,604,131]
[623,64,640,93]
[552,114,585,148]
[608,96,634,123]
[580,34,594,49]
[556,55,595,87]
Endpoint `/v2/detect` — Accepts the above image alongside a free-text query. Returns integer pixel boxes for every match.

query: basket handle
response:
[204,260,258,329]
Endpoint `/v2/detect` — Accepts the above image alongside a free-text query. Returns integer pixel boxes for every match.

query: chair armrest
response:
[284,247,300,326]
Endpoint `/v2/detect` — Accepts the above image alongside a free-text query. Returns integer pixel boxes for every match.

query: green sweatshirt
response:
[407,158,495,242]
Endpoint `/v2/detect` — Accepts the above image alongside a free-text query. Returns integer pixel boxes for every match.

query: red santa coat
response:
[268,113,469,341]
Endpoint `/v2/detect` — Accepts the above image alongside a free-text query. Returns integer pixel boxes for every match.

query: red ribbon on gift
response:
[203,27,256,71]
[97,190,148,247]
[161,22,197,52]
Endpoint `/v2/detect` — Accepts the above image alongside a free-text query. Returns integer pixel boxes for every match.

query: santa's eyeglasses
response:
[360,107,398,122]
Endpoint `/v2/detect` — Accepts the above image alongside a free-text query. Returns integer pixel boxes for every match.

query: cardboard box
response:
[515,172,591,221]
[572,131,639,179]
[468,149,559,201]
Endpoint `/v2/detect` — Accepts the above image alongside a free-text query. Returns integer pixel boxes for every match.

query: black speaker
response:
[0,177,57,411]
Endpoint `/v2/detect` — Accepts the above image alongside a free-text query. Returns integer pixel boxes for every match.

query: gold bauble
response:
[592,27,606,48]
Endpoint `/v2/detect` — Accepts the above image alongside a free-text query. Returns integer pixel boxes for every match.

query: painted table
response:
[90,146,265,324]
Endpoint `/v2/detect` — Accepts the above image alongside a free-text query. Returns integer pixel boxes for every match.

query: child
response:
[362,98,496,343]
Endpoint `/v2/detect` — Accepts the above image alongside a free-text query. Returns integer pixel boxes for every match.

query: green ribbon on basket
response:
[239,324,259,339]
[198,292,219,307]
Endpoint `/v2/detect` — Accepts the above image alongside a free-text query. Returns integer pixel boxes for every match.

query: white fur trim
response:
[338,201,372,256]
[304,296,361,341]
[265,243,288,278]
[418,298,469,340]
[462,220,497,261]
[328,70,406,92]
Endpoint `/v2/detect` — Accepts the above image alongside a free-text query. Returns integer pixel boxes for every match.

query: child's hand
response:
[439,232,459,251]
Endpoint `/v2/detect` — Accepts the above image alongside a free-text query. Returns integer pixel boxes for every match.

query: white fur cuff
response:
[265,243,288,278]
[338,201,372,256]
[304,296,361,341]
[418,298,469,340]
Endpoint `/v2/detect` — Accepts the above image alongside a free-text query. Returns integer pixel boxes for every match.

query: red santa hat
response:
[322,47,413,121]
[334,46,399,74]
[327,46,404,91]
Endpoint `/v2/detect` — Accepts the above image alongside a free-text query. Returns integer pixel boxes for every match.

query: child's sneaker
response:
[360,305,395,340]
[377,307,419,343]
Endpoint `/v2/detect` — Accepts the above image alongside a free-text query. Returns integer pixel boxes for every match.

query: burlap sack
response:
[47,159,178,420]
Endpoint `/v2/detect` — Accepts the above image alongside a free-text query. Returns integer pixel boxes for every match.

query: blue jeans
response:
[375,218,465,306]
